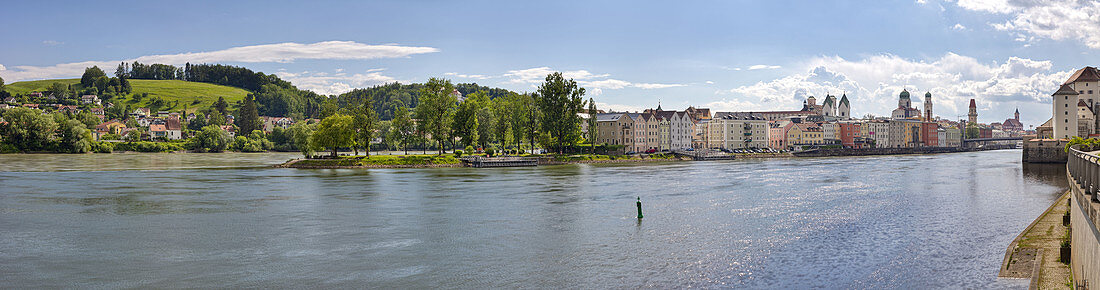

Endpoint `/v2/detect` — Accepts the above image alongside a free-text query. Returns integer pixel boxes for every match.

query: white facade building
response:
[1054,84,1081,139]
[707,115,769,149]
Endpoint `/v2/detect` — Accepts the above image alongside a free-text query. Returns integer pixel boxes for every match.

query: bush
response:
[486,147,496,156]
[115,141,184,152]
[454,150,464,157]
[92,142,114,153]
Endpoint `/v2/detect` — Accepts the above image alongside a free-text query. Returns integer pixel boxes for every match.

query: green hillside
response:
[5,78,249,113]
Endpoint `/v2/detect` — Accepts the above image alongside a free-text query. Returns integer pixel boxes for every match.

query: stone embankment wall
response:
[1024,139,1068,163]
[1068,171,1100,287]
[792,147,965,157]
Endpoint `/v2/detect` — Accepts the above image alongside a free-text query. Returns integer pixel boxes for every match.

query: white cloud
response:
[502,67,608,85]
[705,80,715,84]
[952,23,967,30]
[595,102,644,113]
[276,69,401,95]
[748,64,782,70]
[0,64,5,71]
[723,53,1070,121]
[42,40,63,46]
[444,72,491,80]
[953,0,1100,48]
[0,41,439,82]
[632,82,685,89]
[502,66,684,91]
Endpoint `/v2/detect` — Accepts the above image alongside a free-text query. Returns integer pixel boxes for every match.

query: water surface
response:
[0,150,1067,288]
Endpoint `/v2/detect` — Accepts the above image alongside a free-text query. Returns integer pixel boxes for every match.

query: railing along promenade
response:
[1065,145,1100,288]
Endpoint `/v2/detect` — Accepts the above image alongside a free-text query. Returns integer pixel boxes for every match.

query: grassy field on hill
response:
[5,79,249,113]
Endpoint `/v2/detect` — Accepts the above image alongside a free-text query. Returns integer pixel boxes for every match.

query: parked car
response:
[685,148,695,151]
[645,148,658,154]
[626,151,636,155]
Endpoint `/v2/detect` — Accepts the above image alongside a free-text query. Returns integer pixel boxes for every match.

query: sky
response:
[1,0,1098,127]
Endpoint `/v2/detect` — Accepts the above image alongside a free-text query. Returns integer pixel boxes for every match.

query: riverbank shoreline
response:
[999,190,1072,288]
[275,148,1024,169]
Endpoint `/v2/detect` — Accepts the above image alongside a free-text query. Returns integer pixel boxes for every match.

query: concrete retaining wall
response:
[1024,139,1068,163]
[792,147,965,157]
[1068,171,1100,287]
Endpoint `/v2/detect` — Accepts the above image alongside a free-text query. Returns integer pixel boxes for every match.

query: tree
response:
[966,122,980,139]
[191,125,232,152]
[587,98,598,154]
[515,93,540,153]
[57,119,93,153]
[391,105,414,155]
[452,98,479,149]
[188,112,207,131]
[311,113,356,157]
[353,100,380,156]
[81,66,107,87]
[533,72,584,154]
[214,96,229,115]
[207,111,227,126]
[0,75,4,90]
[467,91,494,149]
[414,78,458,155]
[288,122,317,158]
[0,107,59,152]
[236,94,261,136]
[118,77,132,94]
[47,82,69,101]
[75,111,100,129]
[115,62,130,78]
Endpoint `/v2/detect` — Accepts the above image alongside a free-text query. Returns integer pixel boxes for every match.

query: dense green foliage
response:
[294,155,461,167]
[6,78,248,113]
[534,72,586,154]
[311,114,356,157]
[236,94,261,135]
[115,141,186,153]
[414,78,458,154]
[189,125,232,152]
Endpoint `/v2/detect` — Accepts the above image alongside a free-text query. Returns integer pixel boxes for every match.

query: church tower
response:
[968,99,978,124]
[1014,108,1020,121]
[899,89,911,109]
[838,94,850,120]
[822,94,836,117]
[924,92,933,122]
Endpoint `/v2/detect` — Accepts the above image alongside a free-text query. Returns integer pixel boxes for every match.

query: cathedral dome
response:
[900,89,910,99]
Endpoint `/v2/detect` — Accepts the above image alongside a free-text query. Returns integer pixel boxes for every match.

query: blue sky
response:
[1,0,1097,127]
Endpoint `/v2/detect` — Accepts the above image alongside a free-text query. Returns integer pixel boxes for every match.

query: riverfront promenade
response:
[1063,146,1100,287]
[1000,191,1072,288]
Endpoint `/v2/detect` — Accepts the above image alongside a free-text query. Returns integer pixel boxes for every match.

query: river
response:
[0,150,1068,288]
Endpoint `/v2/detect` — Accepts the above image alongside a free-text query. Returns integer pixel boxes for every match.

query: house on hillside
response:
[165,117,183,140]
[58,105,80,114]
[131,108,151,118]
[220,125,237,138]
[149,124,168,140]
[261,116,295,132]
[81,95,101,106]
[3,97,16,104]
[90,108,104,115]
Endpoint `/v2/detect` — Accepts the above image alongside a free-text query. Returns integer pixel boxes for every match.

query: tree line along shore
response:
[0,62,626,158]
